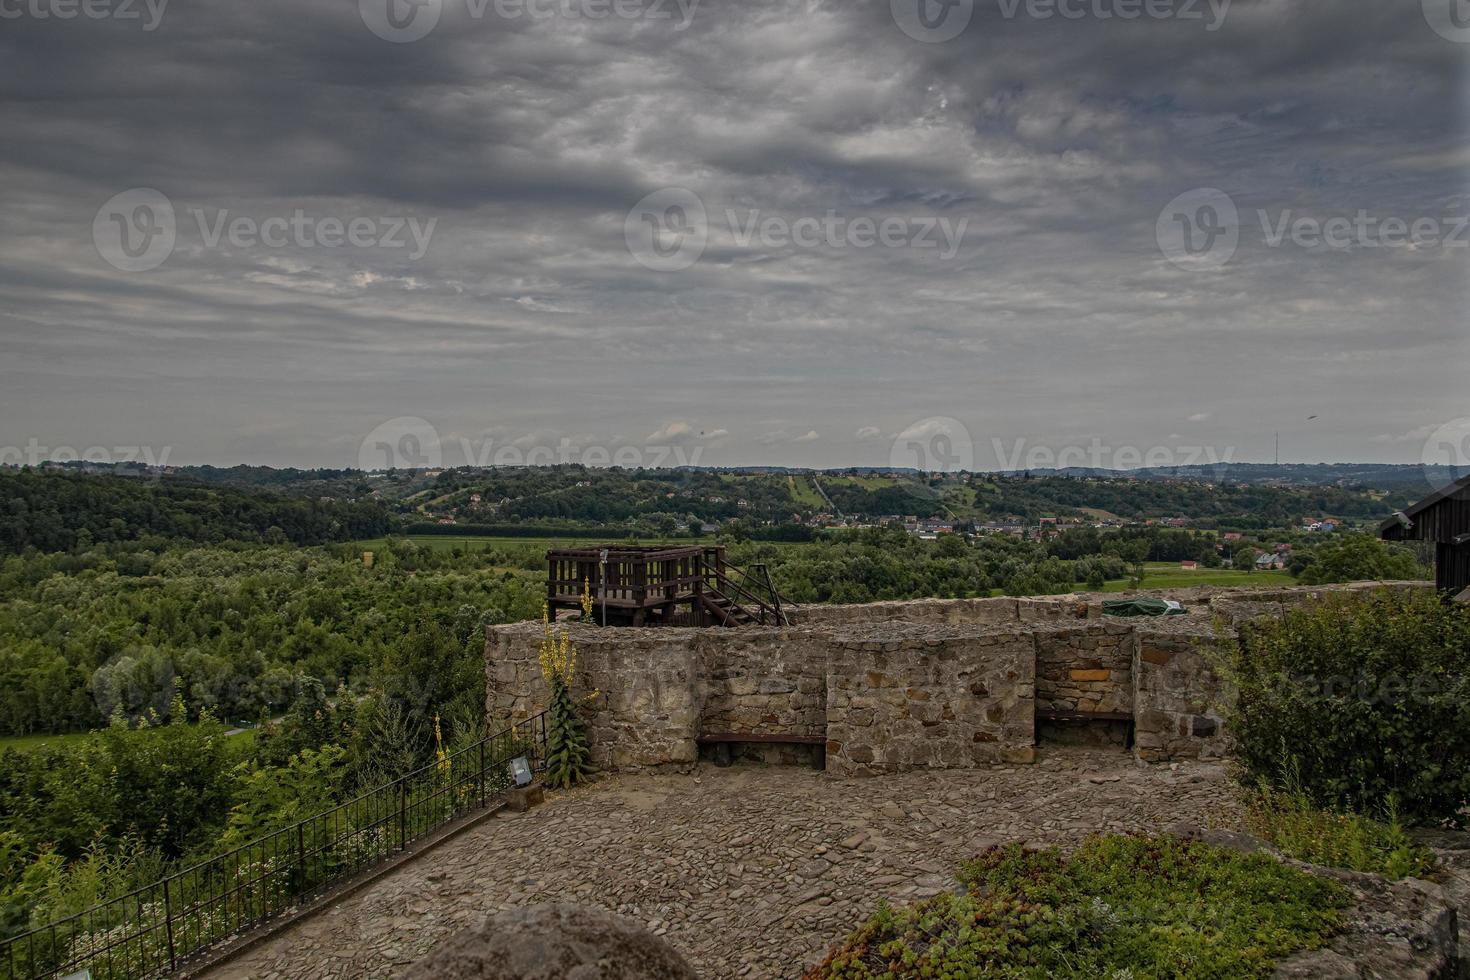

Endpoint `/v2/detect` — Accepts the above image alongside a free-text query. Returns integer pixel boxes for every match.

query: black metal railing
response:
[1,711,548,980]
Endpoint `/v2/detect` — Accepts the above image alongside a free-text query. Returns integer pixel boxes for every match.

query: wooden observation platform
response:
[546,544,789,627]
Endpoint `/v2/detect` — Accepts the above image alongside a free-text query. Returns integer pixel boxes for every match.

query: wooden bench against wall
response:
[696,733,826,769]
[1033,709,1135,750]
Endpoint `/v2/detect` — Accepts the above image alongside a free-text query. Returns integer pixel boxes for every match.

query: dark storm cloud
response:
[0,0,1465,470]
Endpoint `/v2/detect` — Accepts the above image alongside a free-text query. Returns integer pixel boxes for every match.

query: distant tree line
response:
[377,466,1408,530]
[0,471,391,554]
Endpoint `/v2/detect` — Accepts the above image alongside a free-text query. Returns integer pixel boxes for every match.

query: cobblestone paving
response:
[205,748,1243,980]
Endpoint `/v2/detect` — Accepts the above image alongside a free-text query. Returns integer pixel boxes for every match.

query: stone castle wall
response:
[487,583,1422,775]
[697,630,828,741]
[823,627,1036,774]
[1034,623,1135,716]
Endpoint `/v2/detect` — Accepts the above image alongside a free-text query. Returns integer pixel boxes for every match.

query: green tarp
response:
[1102,598,1186,618]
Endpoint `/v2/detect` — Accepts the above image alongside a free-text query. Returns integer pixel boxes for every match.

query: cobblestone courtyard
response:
[205,749,1243,980]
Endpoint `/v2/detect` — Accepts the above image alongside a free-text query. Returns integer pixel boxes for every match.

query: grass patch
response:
[805,835,1348,980]
[788,475,827,509]
[1245,784,1436,880]
[0,731,97,754]
[1099,563,1295,592]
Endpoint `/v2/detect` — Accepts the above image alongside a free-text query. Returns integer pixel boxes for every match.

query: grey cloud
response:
[0,0,1464,469]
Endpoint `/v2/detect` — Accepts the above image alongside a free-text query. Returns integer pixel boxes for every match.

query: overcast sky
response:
[1,0,1466,472]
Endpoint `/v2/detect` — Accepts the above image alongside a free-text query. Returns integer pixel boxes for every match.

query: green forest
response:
[0,535,536,966]
[0,470,391,554]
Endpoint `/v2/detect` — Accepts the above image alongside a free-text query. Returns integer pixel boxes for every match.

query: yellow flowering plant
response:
[538,603,596,789]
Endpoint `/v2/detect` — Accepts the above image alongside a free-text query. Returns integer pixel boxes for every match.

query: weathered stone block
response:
[505,784,545,813]
[1140,646,1173,666]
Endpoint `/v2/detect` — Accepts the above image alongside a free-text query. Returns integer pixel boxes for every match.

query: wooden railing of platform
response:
[546,545,787,627]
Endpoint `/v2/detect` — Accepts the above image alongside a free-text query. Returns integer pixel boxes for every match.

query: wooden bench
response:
[696,733,826,768]
[1034,710,1135,750]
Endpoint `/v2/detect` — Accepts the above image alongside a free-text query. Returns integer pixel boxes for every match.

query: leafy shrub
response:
[1245,783,1436,880]
[804,836,1347,979]
[1228,589,1470,825]
[1293,535,1426,586]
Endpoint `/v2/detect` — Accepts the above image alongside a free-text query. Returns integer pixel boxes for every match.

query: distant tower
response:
[1275,432,1279,466]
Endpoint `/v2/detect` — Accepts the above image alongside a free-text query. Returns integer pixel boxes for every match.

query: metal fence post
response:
[478,739,486,807]
[296,822,306,887]
[397,778,407,851]
[162,877,178,970]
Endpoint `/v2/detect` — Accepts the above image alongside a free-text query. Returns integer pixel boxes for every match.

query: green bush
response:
[804,836,1347,979]
[1245,783,1436,880]
[1229,589,1470,825]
